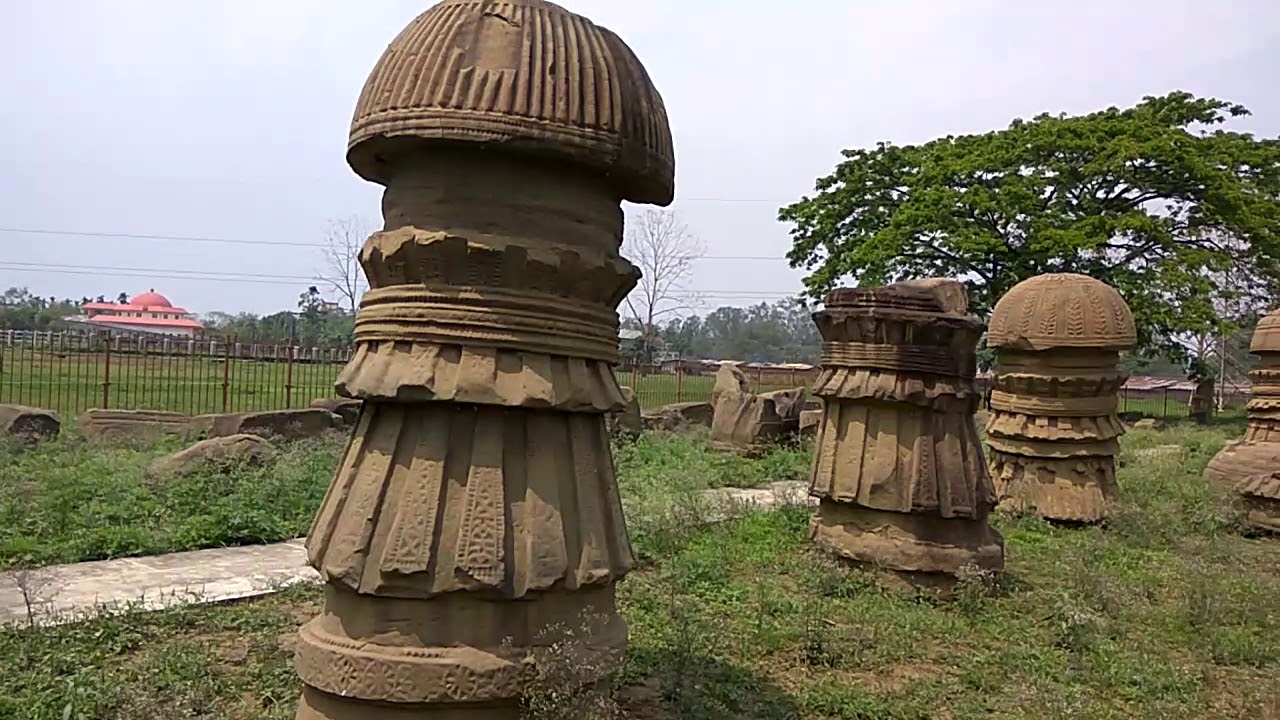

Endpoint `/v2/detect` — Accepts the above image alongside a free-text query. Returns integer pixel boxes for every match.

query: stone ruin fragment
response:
[290,1,675,717]
[985,273,1137,524]
[708,363,804,454]
[1204,308,1280,533]
[807,279,1004,586]
[0,403,60,445]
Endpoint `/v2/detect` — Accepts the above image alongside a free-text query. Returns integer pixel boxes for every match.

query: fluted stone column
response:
[1204,309,1280,533]
[292,2,675,718]
[808,279,1004,587]
[985,274,1136,524]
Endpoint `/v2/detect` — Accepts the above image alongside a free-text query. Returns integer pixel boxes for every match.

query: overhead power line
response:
[0,227,791,261]
[0,261,800,300]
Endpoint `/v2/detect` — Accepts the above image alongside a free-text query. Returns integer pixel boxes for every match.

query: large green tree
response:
[780,92,1280,354]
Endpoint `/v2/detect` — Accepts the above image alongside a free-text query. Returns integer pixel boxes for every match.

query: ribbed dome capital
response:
[1250,310,1280,354]
[987,273,1136,351]
[348,0,675,205]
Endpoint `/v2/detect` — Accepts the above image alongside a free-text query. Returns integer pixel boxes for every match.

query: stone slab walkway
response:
[0,482,812,628]
[0,540,318,627]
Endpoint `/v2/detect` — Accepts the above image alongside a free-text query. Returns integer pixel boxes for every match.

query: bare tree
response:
[622,208,705,364]
[9,562,56,628]
[315,216,371,313]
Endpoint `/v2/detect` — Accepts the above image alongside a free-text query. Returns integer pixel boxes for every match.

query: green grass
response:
[2,421,1278,719]
[0,427,811,570]
[0,431,345,568]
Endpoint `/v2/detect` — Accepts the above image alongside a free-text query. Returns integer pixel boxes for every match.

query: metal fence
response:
[1113,386,1249,418]
[0,330,352,416]
[0,329,1253,419]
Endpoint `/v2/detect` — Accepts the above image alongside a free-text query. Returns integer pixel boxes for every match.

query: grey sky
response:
[2,0,1277,317]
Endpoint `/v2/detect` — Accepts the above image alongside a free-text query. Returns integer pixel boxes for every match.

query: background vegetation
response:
[1,421,1276,719]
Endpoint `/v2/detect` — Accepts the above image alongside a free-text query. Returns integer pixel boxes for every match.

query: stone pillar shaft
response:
[294,1,676,713]
[295,155,638,719]
[986,348,1126,522]
[983,273,1137,524]
[807,281,1003,583]
[1204,311,1280,533]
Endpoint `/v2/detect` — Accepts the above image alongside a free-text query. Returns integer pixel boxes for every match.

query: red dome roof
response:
[130,290,172,308]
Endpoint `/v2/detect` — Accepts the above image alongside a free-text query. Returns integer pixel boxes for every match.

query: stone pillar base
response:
[1204,441,1280,487]
[1237,473,1280,535]
[294,586,625,719]
[990,452,1117,523]
[1243,501,1280,534]
[297,688,523,720]
[810,502,1004,584]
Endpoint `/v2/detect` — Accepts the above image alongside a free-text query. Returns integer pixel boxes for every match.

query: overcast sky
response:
[2,0,1278,317]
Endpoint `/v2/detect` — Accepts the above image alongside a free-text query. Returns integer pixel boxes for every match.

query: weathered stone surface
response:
[309,398,362,428]
[78,409,193,444]
[807,278,1003,583]
[607,386,643,439]
[1236,472,1280,534]
[1204,309,1280,525]
[641,401,714,431]
[761,387,806,424]
[706,362,804,454]
[711,363,751,404]
[145,434,275,481]
[1205,440,1278,484]
[709,384,806,454]
[799,409,822,438]
[204,409,341,442]
[0,404,60,444]
[1188,378,1214,423]
[294,3,675,717]
[709,393,787,454]
[985,274,1137,524]
[1132,418,1165,431]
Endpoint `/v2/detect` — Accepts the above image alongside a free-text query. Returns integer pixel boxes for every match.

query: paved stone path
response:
[0,482,812,627]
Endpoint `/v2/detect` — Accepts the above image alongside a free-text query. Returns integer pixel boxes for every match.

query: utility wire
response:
[0,262,800,299]
[0,227,791,261]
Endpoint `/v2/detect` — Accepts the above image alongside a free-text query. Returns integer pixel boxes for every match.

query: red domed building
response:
[73,290,203,337]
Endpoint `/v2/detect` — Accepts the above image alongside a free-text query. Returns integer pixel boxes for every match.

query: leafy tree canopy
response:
[780,91,1280,355]
[0,287,82,331]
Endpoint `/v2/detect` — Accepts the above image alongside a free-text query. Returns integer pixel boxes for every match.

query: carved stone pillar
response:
[985,274,1136,524]
[1204,309,1280,533]
[808,279,1004,586]
[292,2,675,717]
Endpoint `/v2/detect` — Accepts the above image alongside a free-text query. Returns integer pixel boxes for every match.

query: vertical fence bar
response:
[675,364,683,403]
[75,333,84,415]
[16,333,27,406]
[165,338,176,413]
[54,333,63,412]
[1162,388,1168,418]
[139,337,149,410]
[285,343,295,409]
[221,337,232,413]
[1,334,8,405]
[185,339,196,415]
[101,332,112,409]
